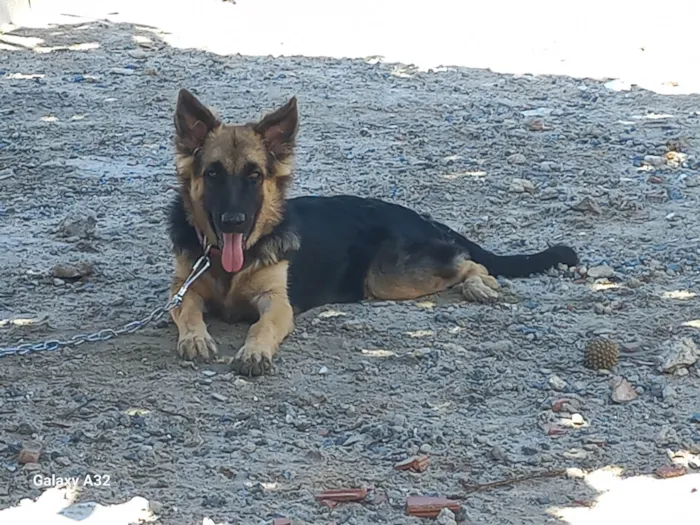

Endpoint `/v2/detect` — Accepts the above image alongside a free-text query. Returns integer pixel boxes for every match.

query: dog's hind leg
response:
[364,238,499,302]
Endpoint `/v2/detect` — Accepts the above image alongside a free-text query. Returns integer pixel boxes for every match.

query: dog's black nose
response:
[220,212,246,226]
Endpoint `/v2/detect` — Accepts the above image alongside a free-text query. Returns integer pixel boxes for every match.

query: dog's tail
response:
[462,240,579,278]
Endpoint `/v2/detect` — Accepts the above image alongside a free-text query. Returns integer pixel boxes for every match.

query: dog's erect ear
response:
[254,97,298,159]
[174,89,220,153]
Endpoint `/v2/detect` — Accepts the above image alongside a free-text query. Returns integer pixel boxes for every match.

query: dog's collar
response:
[195,227,221,256]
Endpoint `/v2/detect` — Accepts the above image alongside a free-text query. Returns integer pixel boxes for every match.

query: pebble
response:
[50,262,94,279]
[643,155,666,168]
[507,153,527,165]
[571,413,585,426]
[548,375,567,392]
[241,443,257,454]
[109,67,136,75]
[657,337,698,374]
[509,178,535,193]
[627,277,642,288]
[587,265,614,279]
[419,443,433,454]
[127,50,149,59]
[490,446,506,461]
[202,370,217,377]
[437,508,457,525]
[318,366,329,375]
[610,377,638,403]
[211,393,228,402]
[570,196,602,214]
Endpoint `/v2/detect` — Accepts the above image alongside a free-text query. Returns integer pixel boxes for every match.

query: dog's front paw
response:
[177,329,218,362]
[461,275,500,303]
[231,341,275,377]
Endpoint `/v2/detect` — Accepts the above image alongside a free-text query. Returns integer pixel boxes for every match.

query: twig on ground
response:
[459,469,567,494]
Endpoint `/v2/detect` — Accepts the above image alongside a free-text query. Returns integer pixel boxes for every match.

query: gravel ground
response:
[1,19,700,525]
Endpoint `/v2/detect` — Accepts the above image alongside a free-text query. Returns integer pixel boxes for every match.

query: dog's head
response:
[173,89,298,273]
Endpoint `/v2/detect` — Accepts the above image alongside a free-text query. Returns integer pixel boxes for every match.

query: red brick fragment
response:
[394,455,430,473]
[18,442,42,465]
[655,464,686,479]
[315,488,368,503]
[272,519,291,525]
[406,496,461,518]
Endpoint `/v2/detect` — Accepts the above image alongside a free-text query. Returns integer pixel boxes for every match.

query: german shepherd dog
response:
[168,89,578,376]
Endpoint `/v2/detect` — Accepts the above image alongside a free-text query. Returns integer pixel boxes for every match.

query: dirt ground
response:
[1,18,700,525]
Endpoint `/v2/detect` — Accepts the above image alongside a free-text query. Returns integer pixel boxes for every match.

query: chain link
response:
[0,249,212,359]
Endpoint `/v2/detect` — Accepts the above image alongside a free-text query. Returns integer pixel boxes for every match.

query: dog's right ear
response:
[174,89,220,153]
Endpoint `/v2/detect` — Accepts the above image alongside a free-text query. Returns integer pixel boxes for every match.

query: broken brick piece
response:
[272,519,291,525]
[394,455,430,473]
[655,464,686,479]
[406,496,461,518]
[18,441,42,465]
[315,488,368,503]
[319,499,338,509]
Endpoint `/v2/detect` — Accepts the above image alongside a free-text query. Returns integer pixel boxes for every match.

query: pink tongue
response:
[221,233,244,273]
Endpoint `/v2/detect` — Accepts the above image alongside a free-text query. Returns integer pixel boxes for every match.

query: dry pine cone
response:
[584,339,619,370]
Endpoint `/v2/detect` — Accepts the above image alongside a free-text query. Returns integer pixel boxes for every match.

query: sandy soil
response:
[1,14,700,525]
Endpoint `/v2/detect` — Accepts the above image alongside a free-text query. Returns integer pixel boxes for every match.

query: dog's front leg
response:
[170,255,218,361]
[231,263,294,376]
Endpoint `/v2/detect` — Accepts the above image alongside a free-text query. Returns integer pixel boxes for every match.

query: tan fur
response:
[225,262,294,374]
[169,254,219,360]
[366,259,500,303]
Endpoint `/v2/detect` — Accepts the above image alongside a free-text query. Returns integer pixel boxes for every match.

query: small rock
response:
[127,50,149,59]
[507,153,527,165]
[509,178,536,193]
[571,414,585,426]
[611,377,638,403]
[53,278,65,286]
[109,67,135,75]
[627,278,642,289]
[570,196,602,214]
[419,443,433,454]
[563,448,589,460]
[202,370,217,377]
[658,337,699,374]
[587,265,614,279]
[50,262,94,280]
[241,443,257,454]
[211,393,227,402]
[57,214,96,239]
[318,366,329,375]
[18,441,42,464]
[17,422,36,435]
[644,155,666,168]
[54,456,71,467]
[22,462,41,472]
[437,508,457,525]
[490,446,506,461]
[548,375,567,392]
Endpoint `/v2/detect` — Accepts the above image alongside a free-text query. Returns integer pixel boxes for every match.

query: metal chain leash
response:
[0,248,212,359]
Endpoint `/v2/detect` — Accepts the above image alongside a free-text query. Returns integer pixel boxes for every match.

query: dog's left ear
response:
[254,97,298,159]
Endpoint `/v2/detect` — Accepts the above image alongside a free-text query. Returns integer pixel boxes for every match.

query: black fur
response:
[168,194,578,313]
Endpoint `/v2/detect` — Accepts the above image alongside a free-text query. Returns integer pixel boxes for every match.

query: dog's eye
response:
[249,170,262,180]
[205,168,217,178]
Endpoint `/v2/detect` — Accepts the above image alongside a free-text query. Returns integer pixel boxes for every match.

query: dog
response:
[168,89,579,376]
